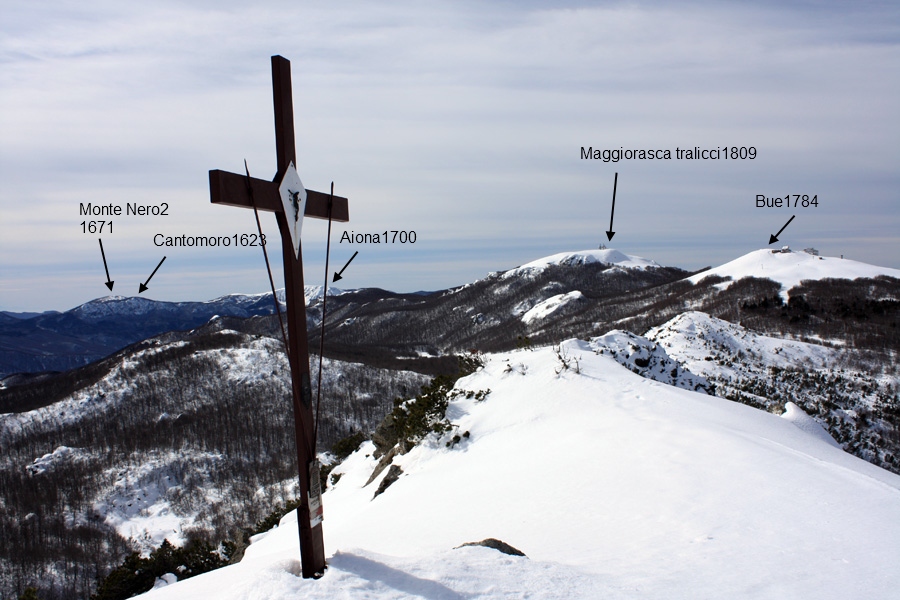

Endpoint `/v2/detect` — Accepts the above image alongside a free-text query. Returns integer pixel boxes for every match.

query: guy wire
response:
[244,160,290,363]
[313,182,334,448]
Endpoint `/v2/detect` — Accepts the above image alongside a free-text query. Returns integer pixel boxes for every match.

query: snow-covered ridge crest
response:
[68,286,346,319]
[501,248,659,279]
[304,285,346,304]
[646,310,840,376]
[782,402,841,449]
[589,330,713,394]
[72,295,174,318]
[139,338,900,600]
[208,286,345,308]
[687,248,900,297]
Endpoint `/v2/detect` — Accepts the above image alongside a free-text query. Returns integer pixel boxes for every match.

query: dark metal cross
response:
[208,55,348,578]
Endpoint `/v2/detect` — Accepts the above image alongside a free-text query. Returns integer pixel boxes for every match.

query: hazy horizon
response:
[2,0,898,312]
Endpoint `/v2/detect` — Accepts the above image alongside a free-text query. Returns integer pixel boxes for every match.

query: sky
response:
[1,0,898,312]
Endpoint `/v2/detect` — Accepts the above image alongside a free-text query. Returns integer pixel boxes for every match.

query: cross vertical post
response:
[209,55,349,579]
[270,55,326,579]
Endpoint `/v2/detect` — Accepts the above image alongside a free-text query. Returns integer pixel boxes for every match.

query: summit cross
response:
[208,55,349,579]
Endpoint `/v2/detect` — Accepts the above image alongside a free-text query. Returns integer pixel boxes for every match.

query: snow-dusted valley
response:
[1,247,898,599]
[1,331,428,599]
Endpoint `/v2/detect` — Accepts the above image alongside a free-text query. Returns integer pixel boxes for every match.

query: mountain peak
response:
[687,247,900,296]
[501,248,660,279]
[72,295,163,318]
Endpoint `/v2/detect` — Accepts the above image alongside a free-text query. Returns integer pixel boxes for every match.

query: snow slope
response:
[590,329,713,394]
[687,248,900,297]
[781,402,842,449]
[502,248,660,279]
[644,311,898,470]
[139,341,900,600]
[646,311,842,380]
[521,291,584,323]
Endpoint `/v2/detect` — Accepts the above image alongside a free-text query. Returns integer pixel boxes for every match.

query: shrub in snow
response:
[380,355,486,454]
[516,335,533,350]
[331,431,366,460]
[365,357,489,489]
[553,345,580,375]
[391,375,457,448]
[91,539,231,600]
[250,498,302,538]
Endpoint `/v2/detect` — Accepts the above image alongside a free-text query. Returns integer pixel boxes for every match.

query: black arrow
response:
[98,239,114,291]
[606,172,618,241]
[332,251,358,283]
[139,256,166,293]
[768,215,796,245]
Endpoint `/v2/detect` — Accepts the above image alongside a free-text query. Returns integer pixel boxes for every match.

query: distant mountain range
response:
[0,289,338,377]
[1,310,61,320]
[2,246,898,378]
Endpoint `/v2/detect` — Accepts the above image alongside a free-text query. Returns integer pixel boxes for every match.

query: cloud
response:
[1,0,897,311]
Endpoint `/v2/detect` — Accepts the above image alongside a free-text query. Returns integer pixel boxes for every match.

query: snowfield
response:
[687,248,900,297]
[139,340,900,600]
[521,290,584,323]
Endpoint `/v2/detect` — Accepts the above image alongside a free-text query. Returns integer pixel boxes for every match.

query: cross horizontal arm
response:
[209,169,349,222]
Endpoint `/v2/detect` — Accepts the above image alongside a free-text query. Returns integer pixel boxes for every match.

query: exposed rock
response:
[372,465,403,499]
[365,445,401,487]
[371,412,399,458]
[454,538,527,557]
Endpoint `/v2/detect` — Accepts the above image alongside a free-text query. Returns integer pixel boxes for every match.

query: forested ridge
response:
[0,329,429,599]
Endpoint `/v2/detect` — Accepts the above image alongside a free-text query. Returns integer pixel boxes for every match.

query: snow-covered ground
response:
[90,450,232,553]
[521,291,585,323]
[646,311,897,470]
[139,340,900,600]
[687,248,900,298]
[590,329,714,394]
[646,311,843,380]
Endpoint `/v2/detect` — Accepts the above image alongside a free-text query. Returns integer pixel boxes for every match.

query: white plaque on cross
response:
[278,162,307,259]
